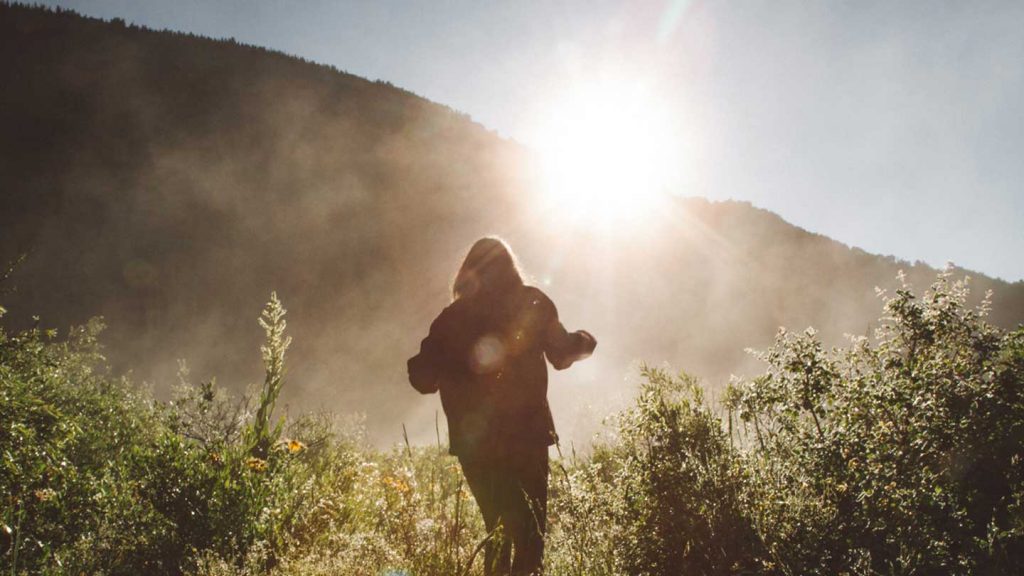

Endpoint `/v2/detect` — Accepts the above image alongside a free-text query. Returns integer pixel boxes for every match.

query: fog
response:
[3,5,1023,450]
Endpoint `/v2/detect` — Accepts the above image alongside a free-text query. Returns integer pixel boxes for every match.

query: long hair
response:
[452,237,524,301]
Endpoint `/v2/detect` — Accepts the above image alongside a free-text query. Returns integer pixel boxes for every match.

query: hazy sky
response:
[36,0,1024,281]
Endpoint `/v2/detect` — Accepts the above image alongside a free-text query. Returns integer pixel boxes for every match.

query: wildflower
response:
[287,439,306,454]
[246,457,268,472]
[34,488,56,502]
[209,451,223,464]
[383,476,410,493]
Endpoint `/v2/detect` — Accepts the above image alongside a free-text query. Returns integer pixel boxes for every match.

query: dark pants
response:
[459,444,549,576]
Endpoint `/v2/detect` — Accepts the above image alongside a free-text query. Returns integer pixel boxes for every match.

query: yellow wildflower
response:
[383,476,411,493]
[288,439,306,454]
[246,457,268,472]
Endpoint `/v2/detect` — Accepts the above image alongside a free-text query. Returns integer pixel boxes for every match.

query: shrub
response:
[0,294,358,574]
[727,271,1024,574]
[0,310,175,574]
[547,368,763,576]
[611,368,763,575]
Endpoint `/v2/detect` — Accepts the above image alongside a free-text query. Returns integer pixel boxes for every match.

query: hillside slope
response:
[3,4,1022,444]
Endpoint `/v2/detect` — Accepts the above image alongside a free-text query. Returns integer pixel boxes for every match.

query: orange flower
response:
[383,476,411,493]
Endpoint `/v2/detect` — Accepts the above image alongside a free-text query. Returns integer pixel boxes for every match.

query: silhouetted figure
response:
[408,237,596,576]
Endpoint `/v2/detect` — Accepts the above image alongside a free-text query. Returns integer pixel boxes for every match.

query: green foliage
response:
[727,271,1024,574]
[0,312,169,574]
[548,270,1022,576]
[546,367,762,576]
[0,294,347,574]
[609,368,761,575]
[2,271,1022,575]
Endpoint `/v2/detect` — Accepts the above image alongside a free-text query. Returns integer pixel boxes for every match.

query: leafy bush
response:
[0,311,170,574]
[546,368,762,576]
[548,270,1023,576]
[727,271,1024,574]
[0,295,356,574]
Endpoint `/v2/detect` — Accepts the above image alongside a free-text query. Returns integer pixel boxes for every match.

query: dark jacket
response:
[408,285,596,459]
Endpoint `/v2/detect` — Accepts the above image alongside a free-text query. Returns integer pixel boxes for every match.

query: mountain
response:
[3,3,1022,445]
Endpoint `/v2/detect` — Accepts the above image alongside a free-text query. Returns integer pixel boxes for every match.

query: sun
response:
[529,79,681,229]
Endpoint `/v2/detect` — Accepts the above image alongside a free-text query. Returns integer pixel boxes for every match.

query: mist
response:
[3,4,1023,450]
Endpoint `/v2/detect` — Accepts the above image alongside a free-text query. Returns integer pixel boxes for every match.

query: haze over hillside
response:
[3,4,1023,445]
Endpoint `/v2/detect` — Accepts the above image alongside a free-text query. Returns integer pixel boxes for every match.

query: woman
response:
[408,237,596,576]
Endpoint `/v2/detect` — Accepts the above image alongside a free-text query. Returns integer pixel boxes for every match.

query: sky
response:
[35,0,1024,281]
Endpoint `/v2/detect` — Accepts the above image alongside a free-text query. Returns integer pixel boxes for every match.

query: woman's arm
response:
[407,311,449,394]
[536,291,596,370]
